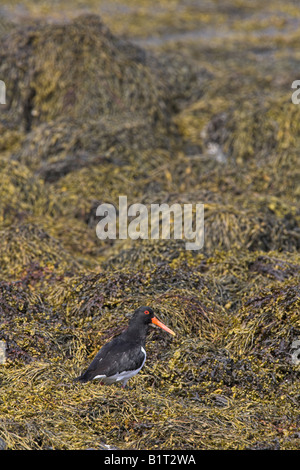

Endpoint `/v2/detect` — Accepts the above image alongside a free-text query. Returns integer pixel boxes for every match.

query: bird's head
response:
[131,306,176,336]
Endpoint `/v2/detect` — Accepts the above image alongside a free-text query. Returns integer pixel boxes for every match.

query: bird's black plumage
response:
[74,306,175,387]
[75,335,146,384]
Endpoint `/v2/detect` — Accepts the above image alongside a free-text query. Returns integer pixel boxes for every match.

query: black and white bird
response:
[74,306,175,387]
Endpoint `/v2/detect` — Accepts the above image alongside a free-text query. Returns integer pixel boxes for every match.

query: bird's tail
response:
[73,373,88,383]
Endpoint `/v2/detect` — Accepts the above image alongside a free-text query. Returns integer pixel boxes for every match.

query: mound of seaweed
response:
[0,156,47,225]
[0,223,80,279]
[0,277,71,364]
[0,14,186,182]
[0,15,169,129]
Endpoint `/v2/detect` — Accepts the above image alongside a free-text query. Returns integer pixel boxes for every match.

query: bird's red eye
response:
[144,310,150,315]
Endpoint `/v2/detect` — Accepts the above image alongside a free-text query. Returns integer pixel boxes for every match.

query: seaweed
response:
[0,3,300,450]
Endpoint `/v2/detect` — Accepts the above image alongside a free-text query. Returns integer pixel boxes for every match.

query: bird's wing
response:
[76,338,145,382]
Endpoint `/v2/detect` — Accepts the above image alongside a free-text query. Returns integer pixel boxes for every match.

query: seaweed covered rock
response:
[204,95,300,165]
[229,281,300,360]
[0,15,169,130]
[0,222,80,279]
[177,99,300,195]
[0,278,68,363]
[0,157,48,226]
[0,14,183,180]
[0,3,300,451]
[16,116,170,181]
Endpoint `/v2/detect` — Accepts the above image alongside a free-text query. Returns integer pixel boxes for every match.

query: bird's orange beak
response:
[151,317,176,336]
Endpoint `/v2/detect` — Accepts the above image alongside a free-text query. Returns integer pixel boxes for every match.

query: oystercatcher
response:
[74,306,175,387]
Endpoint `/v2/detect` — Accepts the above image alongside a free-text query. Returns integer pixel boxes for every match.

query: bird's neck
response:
[124,322,148,343]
